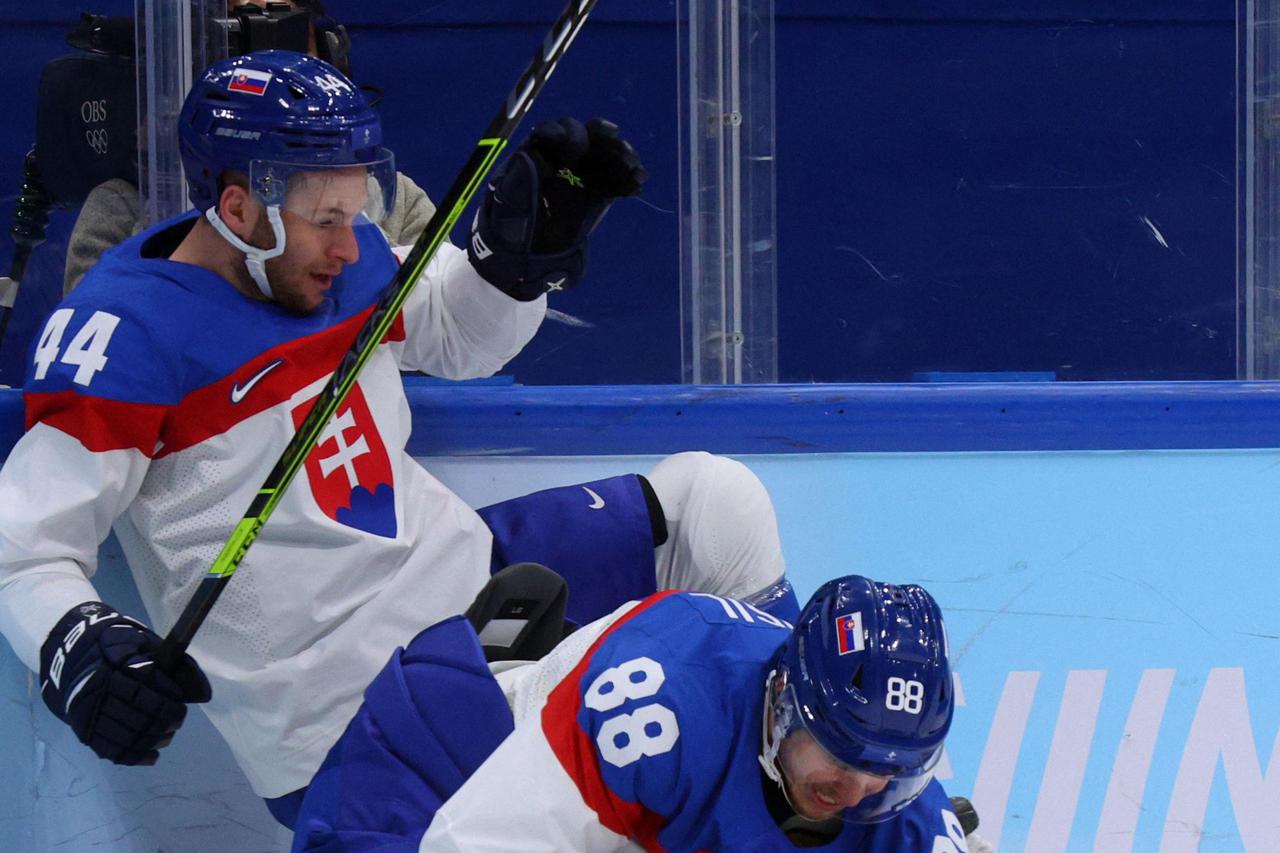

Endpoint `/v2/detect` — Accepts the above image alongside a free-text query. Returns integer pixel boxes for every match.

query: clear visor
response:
[248,151,396,228]
[775,683,940,824]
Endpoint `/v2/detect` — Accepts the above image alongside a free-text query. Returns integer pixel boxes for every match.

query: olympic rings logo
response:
[85,128,110,156]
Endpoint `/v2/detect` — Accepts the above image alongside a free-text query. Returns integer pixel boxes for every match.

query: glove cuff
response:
[39,601,137,716]
[469,211,588,301]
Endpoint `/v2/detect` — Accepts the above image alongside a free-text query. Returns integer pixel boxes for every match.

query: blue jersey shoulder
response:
[572,594,788,839]
[31,212,398,403]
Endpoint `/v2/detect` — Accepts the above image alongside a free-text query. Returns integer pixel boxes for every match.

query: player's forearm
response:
[393,243,546,379]
[0,565,101,671]
[0,429,148,670]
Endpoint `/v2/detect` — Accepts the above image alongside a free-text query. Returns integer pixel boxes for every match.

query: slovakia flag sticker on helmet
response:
[228,68,273,96]
[835,611,865,655]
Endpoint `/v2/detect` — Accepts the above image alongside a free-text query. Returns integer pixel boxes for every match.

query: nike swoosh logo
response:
[583,487,605,510]
[231,359,284,404]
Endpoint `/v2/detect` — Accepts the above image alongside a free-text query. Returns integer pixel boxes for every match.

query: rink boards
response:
[2,381,1279,852]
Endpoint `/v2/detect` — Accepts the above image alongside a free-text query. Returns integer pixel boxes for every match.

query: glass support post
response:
[135,1,226,228]
[678,0,778,384]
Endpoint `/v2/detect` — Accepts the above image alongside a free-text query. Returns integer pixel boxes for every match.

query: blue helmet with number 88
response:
[761,575,955,823]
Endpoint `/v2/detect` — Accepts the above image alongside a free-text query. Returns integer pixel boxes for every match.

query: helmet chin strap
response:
[205,205,287,300]
[759,668,802,812]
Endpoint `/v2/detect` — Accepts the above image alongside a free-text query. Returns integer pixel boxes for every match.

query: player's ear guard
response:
[465,562,569,663]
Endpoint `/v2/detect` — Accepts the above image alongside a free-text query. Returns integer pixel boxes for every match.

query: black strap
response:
[636,474,669,547]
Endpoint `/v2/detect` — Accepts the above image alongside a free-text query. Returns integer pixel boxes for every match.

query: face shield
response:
[203,150,396,302]
[248,150,396,228]
[763,679,941,824]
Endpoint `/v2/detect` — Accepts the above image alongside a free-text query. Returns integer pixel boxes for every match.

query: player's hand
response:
[468,116,648,301]
[39,601,211,766]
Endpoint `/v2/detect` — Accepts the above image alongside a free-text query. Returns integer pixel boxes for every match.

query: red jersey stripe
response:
[158,306,394,457]
[542,590,681,852]
[26,300,406,459]
[25,390,167,455]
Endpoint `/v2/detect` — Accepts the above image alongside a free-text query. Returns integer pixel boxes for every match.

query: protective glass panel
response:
[678,0,778,384]
[678,4,1250,384]
[1242,0,1280,377]
[135,0,229,228]
[2,4,1276,389]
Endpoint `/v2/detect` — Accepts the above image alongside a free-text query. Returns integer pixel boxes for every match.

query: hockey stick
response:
[155,0,599,670]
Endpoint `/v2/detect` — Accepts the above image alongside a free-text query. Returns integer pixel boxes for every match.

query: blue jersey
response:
[423,591,968,852]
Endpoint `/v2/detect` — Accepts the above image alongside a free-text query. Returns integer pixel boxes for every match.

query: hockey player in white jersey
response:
[0,50,799,828]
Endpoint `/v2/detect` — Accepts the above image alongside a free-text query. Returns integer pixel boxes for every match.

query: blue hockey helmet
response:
[762,575,954,823]
[177,49,393,216]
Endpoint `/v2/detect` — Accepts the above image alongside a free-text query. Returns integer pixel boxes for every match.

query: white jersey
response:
[0,212,544,797]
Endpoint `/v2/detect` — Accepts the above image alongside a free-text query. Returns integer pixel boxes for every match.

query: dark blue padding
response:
[397,381,1280,455]
[479,473,657,626]
[8,381,1280,463]
[331,3,1228,25]
[289,616,514,853]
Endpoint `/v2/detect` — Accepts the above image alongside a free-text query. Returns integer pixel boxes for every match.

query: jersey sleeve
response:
[0,301,174,671]
[391,242,545,379]
[418,719,639,852]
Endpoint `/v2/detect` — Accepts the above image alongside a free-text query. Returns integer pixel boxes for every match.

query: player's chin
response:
[305,273,335,301]
[278,288,327,316]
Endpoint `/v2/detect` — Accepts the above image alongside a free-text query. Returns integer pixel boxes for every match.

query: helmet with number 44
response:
[177,50,396,302]
[761,575,955,824]
[179,49,394,219]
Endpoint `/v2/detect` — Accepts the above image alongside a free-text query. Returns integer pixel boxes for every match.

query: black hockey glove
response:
[468,116,648,301]
[39,601,211,766]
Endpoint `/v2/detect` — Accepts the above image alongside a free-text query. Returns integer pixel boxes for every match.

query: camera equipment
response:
[2,3,356,348]
[217,3,351,76]
[219,2,310,58]
[295,1,354,77]
[1,13,136,345]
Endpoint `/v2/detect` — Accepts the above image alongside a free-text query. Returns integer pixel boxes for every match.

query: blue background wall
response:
[0,2,1240,387]
[776,3,1237,382]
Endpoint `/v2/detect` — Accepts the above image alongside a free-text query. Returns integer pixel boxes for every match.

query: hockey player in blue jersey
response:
[0,49,802,829]
[292,573,972,852]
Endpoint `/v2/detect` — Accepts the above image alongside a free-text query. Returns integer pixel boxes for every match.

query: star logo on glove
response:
[557,167,584,188]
